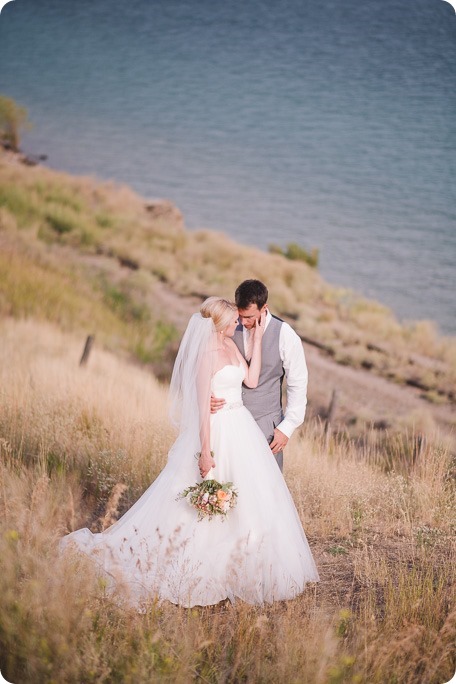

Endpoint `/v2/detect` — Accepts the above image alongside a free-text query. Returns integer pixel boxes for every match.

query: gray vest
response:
[233,315,284,421]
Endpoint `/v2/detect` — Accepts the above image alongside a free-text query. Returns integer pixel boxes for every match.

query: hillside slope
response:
[0,148,455,684]
[1,147,455,441]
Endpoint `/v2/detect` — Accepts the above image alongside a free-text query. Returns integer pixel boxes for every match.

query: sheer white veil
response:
[168,312,216,459]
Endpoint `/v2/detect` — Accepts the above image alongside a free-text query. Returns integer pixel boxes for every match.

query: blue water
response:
[1,0,455,334]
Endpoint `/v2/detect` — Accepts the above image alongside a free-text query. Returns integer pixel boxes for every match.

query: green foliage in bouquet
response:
[177,479,238,521]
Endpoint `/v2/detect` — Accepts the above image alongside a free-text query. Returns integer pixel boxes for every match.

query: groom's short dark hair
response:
[235,280,268,310]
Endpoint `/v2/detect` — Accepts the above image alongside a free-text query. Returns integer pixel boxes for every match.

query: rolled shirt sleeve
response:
[276,322,308,438]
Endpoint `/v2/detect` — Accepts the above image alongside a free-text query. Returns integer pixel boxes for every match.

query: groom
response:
[211,279,308,471]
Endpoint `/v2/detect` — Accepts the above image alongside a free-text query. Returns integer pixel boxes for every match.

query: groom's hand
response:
[210,393,226,414]
[270,428,289,455]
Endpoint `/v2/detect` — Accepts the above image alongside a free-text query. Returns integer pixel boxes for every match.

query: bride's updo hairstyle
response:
[200,296,237,332]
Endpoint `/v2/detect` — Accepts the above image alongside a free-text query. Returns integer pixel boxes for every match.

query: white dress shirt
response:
[242,310,308,439]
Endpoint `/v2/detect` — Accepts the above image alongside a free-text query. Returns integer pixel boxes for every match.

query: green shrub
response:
[268,242,319,268]
[45,205,79,234]
[32,181,83,212]
[0,94,33,150]
[0,183,39,228]
[285,242,319,267]
[102,283,150,324]
[95,212,116,229]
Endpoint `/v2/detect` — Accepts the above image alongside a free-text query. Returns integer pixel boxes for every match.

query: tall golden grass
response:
[0,317,454,683]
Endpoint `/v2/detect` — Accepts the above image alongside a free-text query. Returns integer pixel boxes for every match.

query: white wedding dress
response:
[59,363,320,609]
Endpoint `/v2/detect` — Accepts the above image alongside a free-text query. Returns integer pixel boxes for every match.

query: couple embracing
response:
[201,278,309,475]
[59,279,320,609]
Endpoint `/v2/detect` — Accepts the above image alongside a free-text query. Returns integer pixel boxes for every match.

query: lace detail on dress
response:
[220,399,243,411]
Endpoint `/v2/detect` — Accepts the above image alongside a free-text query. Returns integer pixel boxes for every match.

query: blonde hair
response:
[200,296,237,332]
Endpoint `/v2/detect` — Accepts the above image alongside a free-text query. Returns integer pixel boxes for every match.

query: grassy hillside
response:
[0,147,455,682]
[0,318,454,683]
[1,148,456,402]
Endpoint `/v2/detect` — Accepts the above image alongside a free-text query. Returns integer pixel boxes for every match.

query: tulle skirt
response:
[58,405,320,609]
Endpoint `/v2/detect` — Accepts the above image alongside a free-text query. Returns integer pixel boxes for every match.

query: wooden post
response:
[79,335,94,366]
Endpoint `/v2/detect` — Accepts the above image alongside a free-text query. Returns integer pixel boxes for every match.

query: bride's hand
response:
[199,451,216,478]
[252,310,267,342]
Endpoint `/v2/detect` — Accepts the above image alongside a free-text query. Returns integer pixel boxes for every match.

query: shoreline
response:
[10,139,455,339]
[1,142,455,442]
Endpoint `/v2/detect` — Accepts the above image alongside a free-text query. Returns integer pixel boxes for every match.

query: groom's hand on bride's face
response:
[270,428,289,455]
[210,394,226,413]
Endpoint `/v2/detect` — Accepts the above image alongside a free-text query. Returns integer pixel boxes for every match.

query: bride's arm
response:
[229,310,266,388]
[196,351,216,478]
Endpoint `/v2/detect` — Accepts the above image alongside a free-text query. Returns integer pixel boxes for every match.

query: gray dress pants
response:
[255,412,284,472]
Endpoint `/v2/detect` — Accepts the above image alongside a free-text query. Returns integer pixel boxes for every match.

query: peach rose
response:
[217,490,228,501]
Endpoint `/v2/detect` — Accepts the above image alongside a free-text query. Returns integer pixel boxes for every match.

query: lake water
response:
[1,0,455,334]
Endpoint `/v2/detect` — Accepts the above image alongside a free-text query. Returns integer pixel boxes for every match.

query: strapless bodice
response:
[211,363,245,409]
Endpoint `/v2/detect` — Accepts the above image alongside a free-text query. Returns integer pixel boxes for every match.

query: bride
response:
[59,296,320,609]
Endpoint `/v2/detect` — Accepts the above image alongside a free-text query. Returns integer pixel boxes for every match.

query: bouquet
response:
[177,478,238,521]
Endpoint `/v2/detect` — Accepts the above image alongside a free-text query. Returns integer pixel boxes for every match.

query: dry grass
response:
[0,318,174,521]
[0,202,180,377]
[0,318,454,683]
